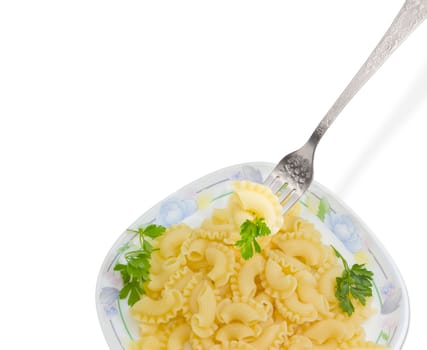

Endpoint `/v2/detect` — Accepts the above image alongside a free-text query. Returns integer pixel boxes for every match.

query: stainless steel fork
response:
[265,0,427,213]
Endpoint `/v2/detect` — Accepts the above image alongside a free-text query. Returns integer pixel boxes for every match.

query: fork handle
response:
[308,0,427,148]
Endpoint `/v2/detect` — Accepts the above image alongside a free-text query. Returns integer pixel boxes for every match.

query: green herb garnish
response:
[114,224,166,306]
[235,217,271,260]
[333,246,374,316]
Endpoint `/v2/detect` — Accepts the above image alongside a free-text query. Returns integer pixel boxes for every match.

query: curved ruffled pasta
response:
[215,322,258,343]
[280,215,319,236]
[233,254,265,298]
[205,242,235,287]
[217,298,268,325]
[201,208,236,234]
[130,323,168,350]
[211,341,256,350]
[129,336,164,350]
[276,293,318,324]
[254,292,274,320]
[192,228,239,245]
[262,258,297,299]
[130,289,183,324]
[191,281,218,338]
[249,323,287,350]
[231,181,283,234]
[190,335,217,350]
[314,245,340,279]
[275,238,324,267]
[159,223,192,258]
[149,250,164,275]
[304,319,356,344]
[310,340,339,349]
[148,255,185,292]
[341,339,389,350]
[182,274,205,320]
[317,265,342,303]
[274,226,321,244]
[266,249,309,274]
[295,270,330,317]
[164,266,195,292]
[182,238,209,262]
[288,335,313,350]
[165,321,191,350]
[216,281,233,299]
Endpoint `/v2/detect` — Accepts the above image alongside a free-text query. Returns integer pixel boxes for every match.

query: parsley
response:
[235,217,271,260]
[333,246,374,316]
[114,224,166,306]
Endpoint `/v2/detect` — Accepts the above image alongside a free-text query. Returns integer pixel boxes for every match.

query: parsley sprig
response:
[114,224,166,306]
[333,246,374,316]
[235,217,271,260]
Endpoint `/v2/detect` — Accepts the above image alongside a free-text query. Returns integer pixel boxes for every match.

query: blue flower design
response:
[381,281,402,314]
[100,287,120,317]
[231,166,263,183]
[325,213,362,253]
[157,198,198,227]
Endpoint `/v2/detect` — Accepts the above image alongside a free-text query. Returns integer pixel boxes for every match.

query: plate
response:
[96,162,409,349]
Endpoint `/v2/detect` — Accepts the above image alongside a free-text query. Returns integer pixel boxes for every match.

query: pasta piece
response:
[129,336,164,350]
[249,323,287,350]
[190,335,217,350]
[164,266,195,291]
[130,289,183,324]
[205,242,235,287]
[296,270,330,317]
[304,319,356,344]
[148,255,185,292]
[217,298,268,325]
[130,322,168,350]
[215,322,257,343]
[266,249,309,274]
[183,238,209,262]
[262,258,297,299]
[182,274,205,320]
[192,228,238,245]
[288,335,313,350]
[159,223,192,258]
[276,293,318,324]
[231,181,283,234]
[191,281,218,337]
[277,221,321,242]
[310,340,339,349]
[201,208,236,235]
[254,292,274,320]
[167,322,191,350]
[275,238,324,267]
[236,254,265,298]
[318,265,342,302]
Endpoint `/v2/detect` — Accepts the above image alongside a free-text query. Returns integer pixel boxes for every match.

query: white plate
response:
[96,162,409,349]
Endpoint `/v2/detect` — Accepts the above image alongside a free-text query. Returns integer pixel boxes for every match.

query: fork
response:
[264,0,427,214]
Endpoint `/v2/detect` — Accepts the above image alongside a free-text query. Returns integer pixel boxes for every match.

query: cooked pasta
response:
[126,180,388,350]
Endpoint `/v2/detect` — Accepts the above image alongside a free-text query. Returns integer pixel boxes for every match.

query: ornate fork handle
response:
[308,0,427,147]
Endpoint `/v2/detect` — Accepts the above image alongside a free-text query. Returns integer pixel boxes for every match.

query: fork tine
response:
[281,192,300,214]
[264,174,283,191]
[277,185,295,203]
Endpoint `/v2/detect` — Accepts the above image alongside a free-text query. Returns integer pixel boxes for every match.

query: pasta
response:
[125,180,388,350]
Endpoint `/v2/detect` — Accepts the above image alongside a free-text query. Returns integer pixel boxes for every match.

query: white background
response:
[1,0,426,348]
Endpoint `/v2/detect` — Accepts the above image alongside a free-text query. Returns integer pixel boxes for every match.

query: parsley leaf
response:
[114,224,165,306]
[332,246,374,316]
[235,217,271,260]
